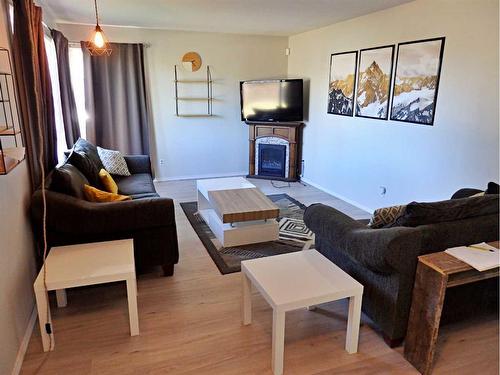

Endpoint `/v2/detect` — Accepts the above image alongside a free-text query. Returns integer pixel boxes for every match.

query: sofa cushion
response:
[451,188,484,199]
[49,163,89,199]
[115,173,156,196]
[129,192,160,200]
[391,195,499,227]
[486,181,499,195]
[83,184,132,202]
[369,205,406,228]
[73,138,104,171]
[97,146,131,176]
[99,168,118,194]
[66,150,103,189]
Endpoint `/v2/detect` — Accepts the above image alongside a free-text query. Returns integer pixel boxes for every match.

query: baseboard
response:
[11,306,37,375]
[154,171,247,182]
[300,176,373,213]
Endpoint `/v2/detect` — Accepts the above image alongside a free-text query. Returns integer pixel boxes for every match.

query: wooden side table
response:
[404,241,499,374]
[34,239,139,352]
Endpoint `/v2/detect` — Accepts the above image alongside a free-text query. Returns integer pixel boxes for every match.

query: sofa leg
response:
[383,334,404,348]
[162,264,174,277]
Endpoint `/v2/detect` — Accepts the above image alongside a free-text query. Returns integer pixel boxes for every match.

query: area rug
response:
[180,194,314,274]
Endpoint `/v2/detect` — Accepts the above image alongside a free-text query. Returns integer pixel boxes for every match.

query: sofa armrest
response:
[31,190,174,235]
[304,203,421,274]
[124,155,152,175]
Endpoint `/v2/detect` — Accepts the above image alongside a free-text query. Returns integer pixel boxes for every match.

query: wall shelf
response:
[177,114,214,118]
[174,65,213,117]
[0,47,24,175]
[175,80,213,83]
[176,97,213,101]
[0,127,20,136]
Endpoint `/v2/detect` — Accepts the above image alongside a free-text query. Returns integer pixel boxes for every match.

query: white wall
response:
[57,24,289,180]
[288,0,499,211]
[0,2,37,374]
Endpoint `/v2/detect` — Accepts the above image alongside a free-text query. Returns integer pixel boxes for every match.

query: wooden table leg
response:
[56,289,67,308]
[404,262,448,375]
[346,293,362,353]
[242,272,252,325]
[35,288,54,352]
[272,309,285,375]
[126,277,140,336]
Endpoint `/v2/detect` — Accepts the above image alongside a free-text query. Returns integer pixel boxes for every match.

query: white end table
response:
[33,239,139,352]
[241,250,363,375]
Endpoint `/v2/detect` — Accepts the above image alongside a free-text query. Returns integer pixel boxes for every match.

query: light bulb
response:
[93,29,105,48]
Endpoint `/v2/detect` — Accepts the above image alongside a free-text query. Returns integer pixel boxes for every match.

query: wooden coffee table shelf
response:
[208,188,279,223]
[196,177,279,247]
[404,241,499,374]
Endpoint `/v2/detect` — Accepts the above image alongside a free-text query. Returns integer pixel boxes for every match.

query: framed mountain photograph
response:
[390,37,445,125]
[355,45,395,120]
[327,51,358,116]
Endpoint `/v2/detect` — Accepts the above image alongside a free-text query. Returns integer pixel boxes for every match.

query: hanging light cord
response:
[94,0,100,26]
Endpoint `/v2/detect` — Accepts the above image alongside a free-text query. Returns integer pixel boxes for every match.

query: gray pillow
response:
[66,150,103,189]
[390,195,499,227]
[49,163,89,199]
[73,138,104,170]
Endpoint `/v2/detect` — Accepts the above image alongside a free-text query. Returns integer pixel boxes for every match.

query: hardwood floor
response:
[20,178,498,374]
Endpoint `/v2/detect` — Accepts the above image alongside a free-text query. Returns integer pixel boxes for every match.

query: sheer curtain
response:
[44,32,66,163]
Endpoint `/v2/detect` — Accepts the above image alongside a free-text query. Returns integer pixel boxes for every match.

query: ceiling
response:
[41,0,413,36]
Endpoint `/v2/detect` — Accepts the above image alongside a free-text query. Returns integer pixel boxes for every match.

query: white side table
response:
[241,250,363,375]
[33,239,139,352]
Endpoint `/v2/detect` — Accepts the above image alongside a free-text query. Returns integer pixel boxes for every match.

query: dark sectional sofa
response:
[304,189,499,346]
[31,139,179,276]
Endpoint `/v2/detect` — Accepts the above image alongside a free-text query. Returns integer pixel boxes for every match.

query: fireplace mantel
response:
[246,122,303,182]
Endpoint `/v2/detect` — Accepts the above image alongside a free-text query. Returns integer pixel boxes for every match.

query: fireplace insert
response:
[258,144,286,178]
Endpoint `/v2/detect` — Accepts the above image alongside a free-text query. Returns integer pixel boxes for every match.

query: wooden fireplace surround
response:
[247,122,303,182]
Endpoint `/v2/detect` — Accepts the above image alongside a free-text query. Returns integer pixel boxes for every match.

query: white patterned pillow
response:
[97,147,131,176]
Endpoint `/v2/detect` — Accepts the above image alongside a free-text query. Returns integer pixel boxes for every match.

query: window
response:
[68,46,86,139]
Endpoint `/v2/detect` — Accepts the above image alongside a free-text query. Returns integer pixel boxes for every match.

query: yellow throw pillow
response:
[98,168,118,194]
[83,184,131,203]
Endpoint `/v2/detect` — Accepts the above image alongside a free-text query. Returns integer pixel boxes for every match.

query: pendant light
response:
[84,0,112,56]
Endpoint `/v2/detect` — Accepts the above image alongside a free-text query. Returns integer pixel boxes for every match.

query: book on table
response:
[445,242,500,272]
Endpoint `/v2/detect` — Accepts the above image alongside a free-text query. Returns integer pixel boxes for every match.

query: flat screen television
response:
[240,79,303,122]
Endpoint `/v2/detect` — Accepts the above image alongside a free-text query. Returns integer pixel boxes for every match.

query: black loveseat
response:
[304,189,499,346]
[31,140,179,276]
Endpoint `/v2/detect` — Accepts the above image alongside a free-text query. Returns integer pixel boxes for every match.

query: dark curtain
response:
[12,0,57,189]
[51,29,80,148]
[81,42,150,155]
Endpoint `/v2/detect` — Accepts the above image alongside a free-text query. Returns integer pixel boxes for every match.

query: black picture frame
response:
[390,37,445,126]
[354,44,395,121]
[327,50,358,117]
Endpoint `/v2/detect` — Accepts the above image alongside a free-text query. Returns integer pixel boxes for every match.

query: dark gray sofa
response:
[31,141,179,276]
[304,190,499,346]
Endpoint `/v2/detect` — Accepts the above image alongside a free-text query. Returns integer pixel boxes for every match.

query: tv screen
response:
[240,79,303,122]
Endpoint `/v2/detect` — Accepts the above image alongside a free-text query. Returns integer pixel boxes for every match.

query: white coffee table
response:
[33,239,139,352]
[241,250,363,375]
[196,177,279,247]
